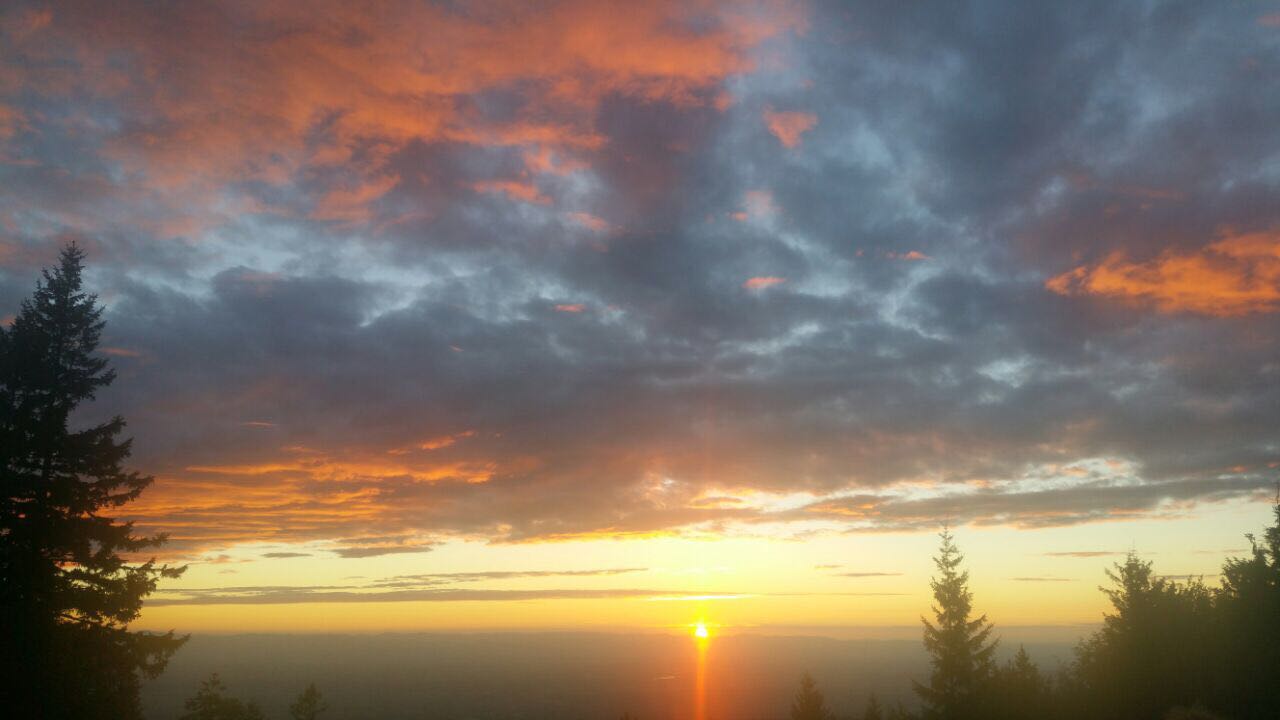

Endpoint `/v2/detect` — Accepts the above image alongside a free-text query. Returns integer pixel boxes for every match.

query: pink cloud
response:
[732,189,778,222]
[763,108,817,148]
[567,212,611,232]
[2,0,806,232]
[555,303,587,312]
[743,276,786,290]
[472,179,551,205]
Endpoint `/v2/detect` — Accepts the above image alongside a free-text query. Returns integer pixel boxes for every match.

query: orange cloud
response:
[185,456,493,484]
[472,179,551,205]
[1046,229,1280,316]
[743,276,786,290]
[555,303,587,313]
[763,108,816,148]
[311,175,399,223]
[566,212,611,232]
[0,104,24,142]
[8,0,805,227]
[417,430,477,451]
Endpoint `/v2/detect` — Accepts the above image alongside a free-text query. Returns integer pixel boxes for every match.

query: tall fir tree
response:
[791,673,833,720]
[290,682,328,720]
[914,527,996,720]
[179,674,265,720]
[0,244,186,719]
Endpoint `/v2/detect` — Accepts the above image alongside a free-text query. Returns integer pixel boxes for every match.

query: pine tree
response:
[1072,552,1214,720]
[862,693,884,720]
[914,528,996,720]
[791,673,833,720]
[986,645,1047,720]
[0,244,186,718]
[180,674,265,720]
[1211,503,1280,717]
[290,682,328,720]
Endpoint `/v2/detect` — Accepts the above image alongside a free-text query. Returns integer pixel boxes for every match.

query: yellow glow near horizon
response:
[129,499,1272,636]
[694,620,710,639]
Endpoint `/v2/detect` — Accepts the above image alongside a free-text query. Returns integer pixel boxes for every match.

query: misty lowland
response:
[4,1,1280,719]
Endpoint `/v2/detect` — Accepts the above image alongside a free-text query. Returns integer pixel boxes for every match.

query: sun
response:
[694,621,709,639]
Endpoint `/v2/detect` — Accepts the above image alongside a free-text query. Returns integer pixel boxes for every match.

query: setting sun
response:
[694,621,710,639]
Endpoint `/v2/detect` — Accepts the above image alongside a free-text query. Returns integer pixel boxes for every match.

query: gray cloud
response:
[147,587,698,606]
[331,544,434,559]
[1,0,1277,555]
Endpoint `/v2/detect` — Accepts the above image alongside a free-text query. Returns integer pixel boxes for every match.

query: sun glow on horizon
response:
[694,619,710,720]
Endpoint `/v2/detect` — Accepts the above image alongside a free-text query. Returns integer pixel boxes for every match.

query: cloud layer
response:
[1,0,1277,557]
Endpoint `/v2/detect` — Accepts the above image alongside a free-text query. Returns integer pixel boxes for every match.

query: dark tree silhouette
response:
[180,674,265,720]
[1162,706,1223,720]
[1212,503,1280,718]
[886,699,918,720]
[861,693,884,720]
[914,528,996,720]
[984,645,1048,720]
[790,673,833,720]
[0,244,186,718]
[290,682,327,720]
[1071,552,1213,720]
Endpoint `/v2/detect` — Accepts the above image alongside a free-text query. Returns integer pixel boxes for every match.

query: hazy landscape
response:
[141,633,1077,720]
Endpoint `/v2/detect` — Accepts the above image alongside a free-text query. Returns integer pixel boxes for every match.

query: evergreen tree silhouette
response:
[0,244,186,718]
[1212,502,1280,717]
[179,674,265,720]
[290,682,327,720]
[862,693,884,720]
[985,645,1047,720]
[791,673,833,720]
[1072,552,1213,720]
[914,527,996,720]
[885,700,918,720]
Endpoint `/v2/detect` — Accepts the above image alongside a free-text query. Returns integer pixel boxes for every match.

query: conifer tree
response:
[180,674,265,720]
[0,244,186,718]
[986,645,1047,720]
[290,682,328,720]
[1072,552,1213,719]
[862,693,884,720]
[1212,503,1280,717]
[914,528,996,720]
[791,673,833,720]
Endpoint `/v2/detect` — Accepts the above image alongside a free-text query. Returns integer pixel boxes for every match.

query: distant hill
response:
[142,631,1077,720]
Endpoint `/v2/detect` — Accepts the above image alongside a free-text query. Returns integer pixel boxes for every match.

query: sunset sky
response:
[1,1,1278,636]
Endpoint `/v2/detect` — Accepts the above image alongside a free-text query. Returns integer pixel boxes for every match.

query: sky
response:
[1,0,1278,636]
